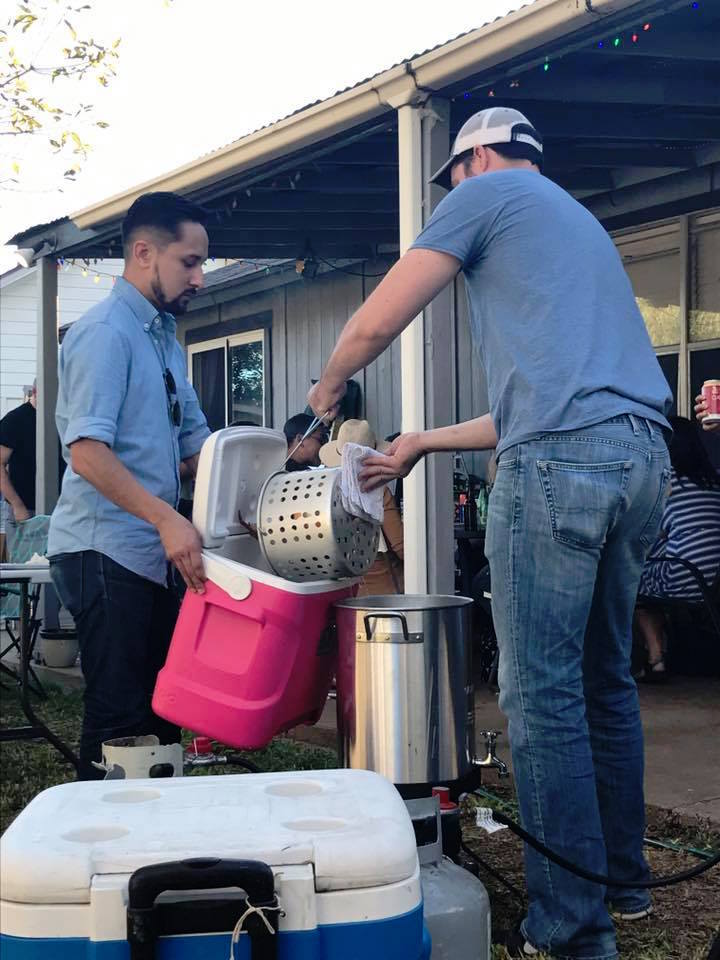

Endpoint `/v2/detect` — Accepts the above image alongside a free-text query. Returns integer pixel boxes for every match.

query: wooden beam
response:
[545,144,697,169]
[209,212,398,232]
[308,143,399,166]
[518,104,720,141]
[206,242,384,259]
[551,169,615,191]
[494,73,720,109]
[242,168,398,195]
[209,192,398,215]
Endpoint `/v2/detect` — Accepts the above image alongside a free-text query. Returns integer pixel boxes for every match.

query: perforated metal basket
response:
[257,468,380,582]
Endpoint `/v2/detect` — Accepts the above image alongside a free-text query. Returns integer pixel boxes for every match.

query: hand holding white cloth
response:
[341,442,386,524]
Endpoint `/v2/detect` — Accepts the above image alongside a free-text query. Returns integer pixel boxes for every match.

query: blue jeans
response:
[49,551,181,780]
[485,415,670,960]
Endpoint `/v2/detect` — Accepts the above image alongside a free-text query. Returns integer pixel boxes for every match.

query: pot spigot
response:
[472,730,509,778]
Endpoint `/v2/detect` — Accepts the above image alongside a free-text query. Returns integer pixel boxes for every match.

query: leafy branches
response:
[0,1,120,185]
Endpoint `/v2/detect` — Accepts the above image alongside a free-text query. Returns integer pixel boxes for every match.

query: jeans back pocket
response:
[537,459,633,550]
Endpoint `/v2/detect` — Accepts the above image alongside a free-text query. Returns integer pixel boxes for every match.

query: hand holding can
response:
[697,380,720,431]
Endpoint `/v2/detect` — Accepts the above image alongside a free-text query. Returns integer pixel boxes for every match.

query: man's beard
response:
[151,269,194,315]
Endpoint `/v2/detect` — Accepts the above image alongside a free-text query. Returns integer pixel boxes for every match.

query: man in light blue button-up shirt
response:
[49,192,212,778]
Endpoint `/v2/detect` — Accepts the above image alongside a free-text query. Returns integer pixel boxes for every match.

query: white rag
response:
[340,442,386,524]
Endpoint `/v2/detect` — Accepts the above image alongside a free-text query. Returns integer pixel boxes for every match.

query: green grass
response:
[0,682,337,832]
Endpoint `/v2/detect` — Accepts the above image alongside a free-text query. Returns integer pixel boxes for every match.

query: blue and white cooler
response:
[0,770,430,959]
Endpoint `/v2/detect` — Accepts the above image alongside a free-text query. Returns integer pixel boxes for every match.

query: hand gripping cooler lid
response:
[0,770,418,904]
[193,426,287,548]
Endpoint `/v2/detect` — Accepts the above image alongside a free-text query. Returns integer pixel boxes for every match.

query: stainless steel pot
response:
[334,594,476,784]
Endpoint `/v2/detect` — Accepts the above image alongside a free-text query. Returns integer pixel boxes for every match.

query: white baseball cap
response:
[429,106,543,190]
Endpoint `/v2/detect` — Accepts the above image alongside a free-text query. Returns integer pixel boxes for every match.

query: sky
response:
[0,0,520,252]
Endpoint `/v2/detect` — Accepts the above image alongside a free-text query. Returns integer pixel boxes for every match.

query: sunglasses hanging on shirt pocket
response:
[164,368,181,427]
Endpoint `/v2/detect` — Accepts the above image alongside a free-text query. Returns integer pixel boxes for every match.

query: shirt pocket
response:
[537,459,633,551]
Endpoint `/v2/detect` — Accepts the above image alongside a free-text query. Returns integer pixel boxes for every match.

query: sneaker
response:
[496,925,540,956]
[637,660,667,684]
[612,904,653,921]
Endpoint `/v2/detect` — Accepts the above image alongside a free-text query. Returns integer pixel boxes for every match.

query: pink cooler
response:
[153,427,355,749]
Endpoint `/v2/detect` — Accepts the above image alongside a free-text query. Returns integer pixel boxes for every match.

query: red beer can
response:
[702,379,720,423]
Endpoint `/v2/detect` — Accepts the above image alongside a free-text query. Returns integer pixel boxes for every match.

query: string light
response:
[643,22,652,30]
[632,33,639,42]
[613,36,621,47]
[56,258,122,282]
[543,57,550,71]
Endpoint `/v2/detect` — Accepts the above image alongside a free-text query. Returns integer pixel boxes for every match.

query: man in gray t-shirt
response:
[309,108,671,960]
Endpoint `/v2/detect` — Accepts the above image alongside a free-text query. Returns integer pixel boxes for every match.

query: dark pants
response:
[49,551,182,780]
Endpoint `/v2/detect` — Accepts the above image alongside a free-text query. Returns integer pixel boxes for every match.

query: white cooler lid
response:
[193,427,287,548]
[0,770,418,904]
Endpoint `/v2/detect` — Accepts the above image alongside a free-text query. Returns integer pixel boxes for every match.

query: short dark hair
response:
[455,135,543,178]
[283,413,328,444]
[122,191,209,256]
[488,140,543,169]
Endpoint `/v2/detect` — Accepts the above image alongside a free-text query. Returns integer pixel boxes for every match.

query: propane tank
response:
[406,796,492,960]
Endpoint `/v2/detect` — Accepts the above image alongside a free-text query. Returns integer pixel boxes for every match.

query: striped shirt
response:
[640,468,720,601]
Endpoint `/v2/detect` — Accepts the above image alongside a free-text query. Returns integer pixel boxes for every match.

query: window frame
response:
[613,209,720,418]
[186,312,272,428]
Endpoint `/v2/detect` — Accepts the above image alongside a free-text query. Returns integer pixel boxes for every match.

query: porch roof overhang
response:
[12,0,720,262]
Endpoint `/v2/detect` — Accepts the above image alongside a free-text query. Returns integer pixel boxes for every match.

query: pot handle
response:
[363,611,410,643]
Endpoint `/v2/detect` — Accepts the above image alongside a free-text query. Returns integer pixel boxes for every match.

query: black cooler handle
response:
[127,857,279,960]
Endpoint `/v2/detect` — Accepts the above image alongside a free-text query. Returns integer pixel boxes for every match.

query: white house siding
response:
[0,260,123,417]
[0,272,37,417]
[57,259,124,328]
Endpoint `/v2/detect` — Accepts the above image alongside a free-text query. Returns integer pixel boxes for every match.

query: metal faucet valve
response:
[473,729,510,778]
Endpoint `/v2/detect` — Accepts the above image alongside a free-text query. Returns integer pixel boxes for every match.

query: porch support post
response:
[422,98,454,595]
[398,103,427,594]
[397,97,452,595]
[36,255,59,514]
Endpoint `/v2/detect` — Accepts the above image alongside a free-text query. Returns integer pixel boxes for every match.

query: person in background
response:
[319,419,404,595]
[0,380,37,559]
[48,191,211,780]
[283,413,328,471]
[635,416,720,680]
